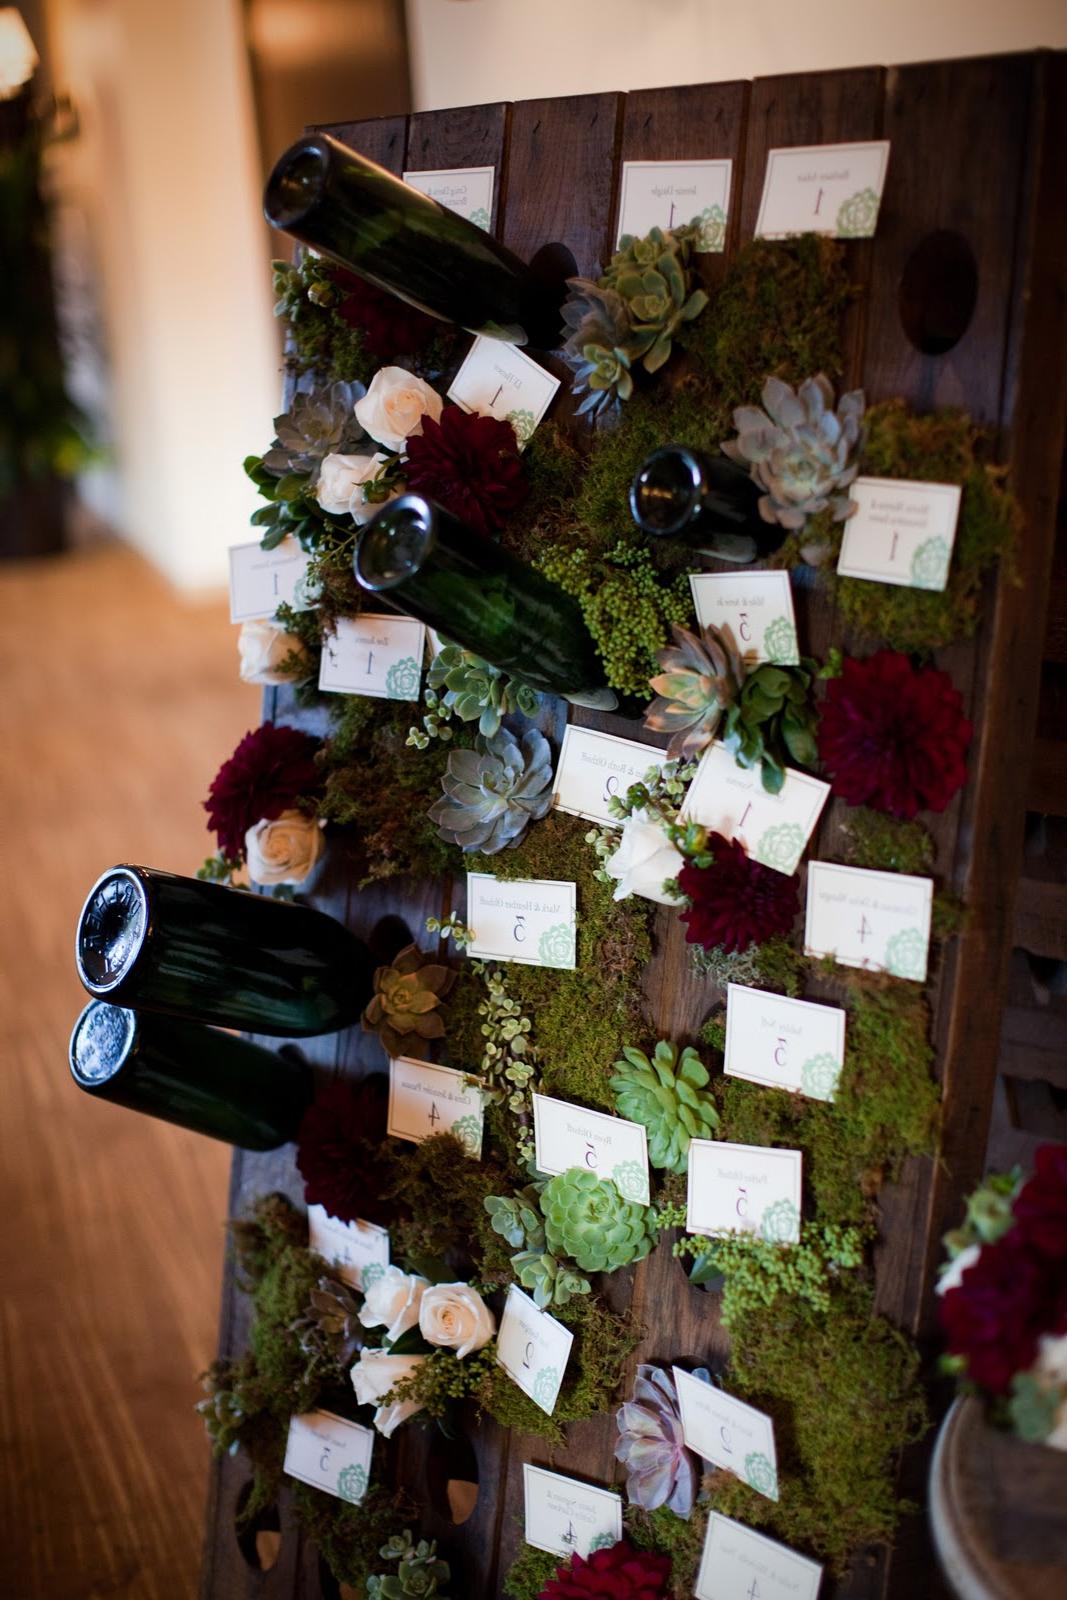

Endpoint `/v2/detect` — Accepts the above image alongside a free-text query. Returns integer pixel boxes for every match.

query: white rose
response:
[1025,1333,1067,1450]
[357,1264,429,1344]
[418,1282,496,1360]
[316,450,398,522]
[604,808,685,905]
[244,810,325,887]
[350,1348,426,1437]
[935,1242,981,1297]
[237,620,310,686]
[354,365,442,453]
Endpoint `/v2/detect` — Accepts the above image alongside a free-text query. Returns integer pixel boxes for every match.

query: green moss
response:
[383,1132,510,1271]
[625,1503,709,1599]
[291,1483,412,1596]
[502,1543,560,1599]
[690,935,803,998]
[837,807,935,874]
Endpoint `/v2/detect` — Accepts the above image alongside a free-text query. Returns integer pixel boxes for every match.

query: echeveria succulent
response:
[511,1249,591,1309]
[614,1363,703,1516]
[427,644,541,739]
[261,380,366,482]
[560,278,634,421]
[367,1531,450,1599]
[643,623,744,760]
[721,373,865,531]
[720,659,820,795]
[610,1041,719,1174]
[541,1168,656,1274]
[601,225,709,374]
[291,1276,364,1368]
[428,727,554,854]
[362,943,456,1059]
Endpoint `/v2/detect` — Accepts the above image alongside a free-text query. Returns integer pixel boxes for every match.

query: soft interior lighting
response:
[0,7,37,99]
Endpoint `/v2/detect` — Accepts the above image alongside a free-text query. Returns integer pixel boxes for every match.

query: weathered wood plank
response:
[316,112,408,174]
[501,92,623,279]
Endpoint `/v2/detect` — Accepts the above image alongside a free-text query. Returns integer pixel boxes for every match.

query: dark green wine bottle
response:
[263,132,562,348]
[354,493,616,707]
[75,865,373,1038]
[69,1001,313,1150]
[630,445,783,563]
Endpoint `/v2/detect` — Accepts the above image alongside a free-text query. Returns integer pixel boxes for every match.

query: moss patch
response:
[626,1503,710,1600]
[503,1543,561,1599]
[291,1483,410,1596]
[836,806,936,875]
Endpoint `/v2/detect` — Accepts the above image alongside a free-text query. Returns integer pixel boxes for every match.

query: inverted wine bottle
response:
[263,132,562,348]
[69,1001,313,1150]
[75,865,373,1037]
[354,493,616,707]
[630,445,784,563]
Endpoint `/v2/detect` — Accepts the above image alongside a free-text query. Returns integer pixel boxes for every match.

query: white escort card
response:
[696,1513,823,1600]
[755,140,891,240]
[283,1410,374,1503]
[805,861,933,981]
[673,1367,779,1501]
[403,165,495,230]
[447,336,560,449]
[837,476,963,592]
[689,571,800,667]
[387,1058,484,1157]
[523,1464,623,1560]
[687,1138,802,1244]
[724,984,846,1103]
[466,873,577,970]
[228,536,310,623]
[616,159,733,251]
[680,742,829,877]
[497,1285,574,1415]
[307,1205,390,1291]
[318,614,426,701]
[552,725,667,827]
[532,1093,651,1205]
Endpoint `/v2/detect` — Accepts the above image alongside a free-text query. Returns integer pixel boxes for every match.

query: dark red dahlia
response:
[296,1076,390,1225]
[938,1231,1067,1394]
[540,1539,671,1599]
[203,723,321,861]
[678,835,799,954]
[404,405,529,535]
[332,268,438,358]
[1012,1143,1067,1260]
[818,650,972,820]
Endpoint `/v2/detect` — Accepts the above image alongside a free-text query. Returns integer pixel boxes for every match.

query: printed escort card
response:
[724,984,846,1104]
[805,861,933,981]
[837,476,963,592]
[387,1058,484,1157]
[283,1409,373,1504]
[755,140,891,241]
[466,872,577,970]
[496,1284,574,1415]
[680,741,830,877]
[673,1367,779,1501]
[532,1092,651,1205]
[447,336,560,449]
[695,1513,823,1600]
[687,1138,802,1244]
[552,725,667,827]
[307,1204,390,1291]
[689,571,800,667]
[228,535,310,623]
[523,1464,623,1560]
[402,165,495,230]
[616,159,733,252]
[318,614,426,701]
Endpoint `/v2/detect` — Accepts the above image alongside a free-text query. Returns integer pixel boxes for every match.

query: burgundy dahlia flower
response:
[678,835,799,954]
[296,1076,390,1225]
[938,1230,1067,1395]
[333,268,438,358]
[404,405,528,534]
[203,723,321,862]
[1012,1143,1067,1261]
[539,1539,672,1600]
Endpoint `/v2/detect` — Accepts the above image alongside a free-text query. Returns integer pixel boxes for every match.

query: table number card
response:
[724,984,846,1103]
[402,165,495,230]
[687,1138,802,1244]
[689,571,800,667]
[447,337,560,449]
[466,873,577,970]
[837,476,963,592]
[616,159,733,252]
[680,741,830,877]
[552,725,667,827]
[229,536,310,623]
[755,140,891,240]
[387,1058,484,1157]
[523,1464,623,1560]
[673,1367,779,1501]
[805,861,933,980]
[696,1513,823,1600]
[318,614,426,701]
[497,1285,574,1415]
[307,1205,390,1291]
[532,1093,651,1205]
[283,1410,374,1503]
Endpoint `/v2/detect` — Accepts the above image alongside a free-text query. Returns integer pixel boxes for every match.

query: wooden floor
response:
[0,541,259,1599]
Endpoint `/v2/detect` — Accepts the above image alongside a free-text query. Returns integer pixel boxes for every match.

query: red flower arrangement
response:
[333,268,438,359]
[404,406,529,535]
[204,723,322,861]
[678,835,799,954]
[818,650,972,820]
[296,1076,390,1225]
[539,1540,671,1599]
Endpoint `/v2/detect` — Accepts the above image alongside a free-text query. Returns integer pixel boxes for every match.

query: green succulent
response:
[511,1249,591,1309]
[411,643,541,743]
[541,1168,657,1274]
[484,1186,546,1250]
[260,380,366,482]
[643,622,745,760]
[428,727,554,854]
[290,1275,364,1368]
[367,1531,450,1599]
[362,942,456,1058]
[601,224,708,373]
[722,373,865,534]
[720,659,819,795]
[560,278,635,420]
[610,1041,720,1175]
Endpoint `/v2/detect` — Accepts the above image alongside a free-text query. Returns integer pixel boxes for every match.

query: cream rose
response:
[316,450,398,522]
[418,1282,496,1360]
[604,808,685,905]
[354,366,442,453]
[350,1349,425,1437]
[357,1265,429,1344]
[237,620,310,686]
[244,810,325,887]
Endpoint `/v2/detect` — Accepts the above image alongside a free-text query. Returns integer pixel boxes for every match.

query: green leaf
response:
[259,523,289,552]
[643,333,673,374]
[760,756,786,796]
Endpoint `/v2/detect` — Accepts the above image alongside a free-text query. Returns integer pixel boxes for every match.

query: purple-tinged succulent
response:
[613,1363,705,1517]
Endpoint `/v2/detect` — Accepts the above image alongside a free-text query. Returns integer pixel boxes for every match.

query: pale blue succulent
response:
[261,380,366,483]
[428,727,554,854]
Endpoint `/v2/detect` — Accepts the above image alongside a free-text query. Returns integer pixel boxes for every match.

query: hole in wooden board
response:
[426,1424,480,1524]
[318,1555,361,1600]
[368,912,414,965]
[898,230,978,355]
[234,1479,282,1570]
[527,241,579,352]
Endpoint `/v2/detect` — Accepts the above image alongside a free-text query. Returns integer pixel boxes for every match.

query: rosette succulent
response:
[722,373,865,532]
[362,943,456,1059]
[601,225,708,373]
[367,1531,450,1599]
[291,1276,364,1368]
[425,644,541,739]
[260,380,366,482]
[610,1041,719,1174]
[721,659,820,795]
[511,1250,591,1309]
[643,623,744,759]
[560,278,634,420]
[614,1364,702,1516]
[428,727,554,854]
[541,1168,656,1274]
